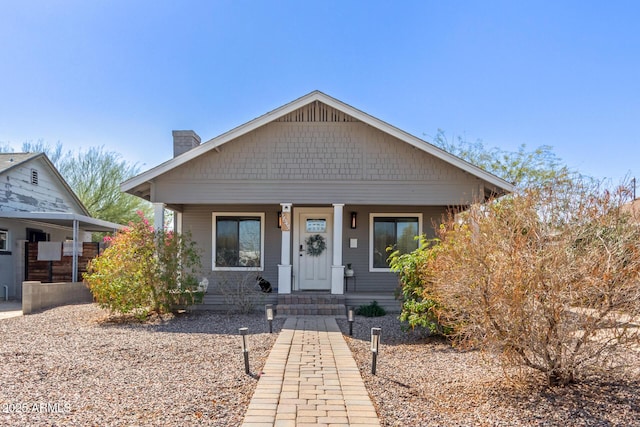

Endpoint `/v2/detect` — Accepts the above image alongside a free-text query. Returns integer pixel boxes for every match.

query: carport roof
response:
[0,212,123,232]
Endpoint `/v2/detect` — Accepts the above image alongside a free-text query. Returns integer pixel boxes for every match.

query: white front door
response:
[295,208,333,291]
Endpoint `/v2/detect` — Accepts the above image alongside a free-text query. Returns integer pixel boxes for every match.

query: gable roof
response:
[122,91,515,197]
[0,152,41,174]
[0,152,90,216]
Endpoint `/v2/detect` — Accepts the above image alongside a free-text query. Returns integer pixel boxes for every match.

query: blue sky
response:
[1,1,638,185]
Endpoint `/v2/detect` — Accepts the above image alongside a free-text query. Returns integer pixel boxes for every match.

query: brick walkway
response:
[241,316,380,427]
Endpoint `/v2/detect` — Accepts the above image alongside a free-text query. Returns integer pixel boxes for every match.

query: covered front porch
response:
[155,201,405,297]
[150,199,435,315]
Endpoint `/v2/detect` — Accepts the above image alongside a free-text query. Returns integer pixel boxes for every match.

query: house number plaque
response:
[281,212,291,231]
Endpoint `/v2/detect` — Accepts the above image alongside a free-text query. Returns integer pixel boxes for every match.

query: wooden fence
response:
[24,242,100,283]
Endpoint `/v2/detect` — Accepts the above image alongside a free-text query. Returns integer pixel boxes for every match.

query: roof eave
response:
[122,91,514,196]
[122,91,326,193]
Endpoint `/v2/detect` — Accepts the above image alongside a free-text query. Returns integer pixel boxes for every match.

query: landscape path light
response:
[371,327,381,375]
[239,327,250,375]
[265,304,274,333]
[347,307,354,336]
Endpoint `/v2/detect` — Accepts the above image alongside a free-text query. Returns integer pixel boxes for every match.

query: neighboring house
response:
[122,91,514,311]
[0,153,121,300]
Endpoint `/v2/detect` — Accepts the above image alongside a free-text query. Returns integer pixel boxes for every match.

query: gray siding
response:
[340,205,447,294]
[181,204,447,295]
[181,204,282,291]
[154,122,483,205]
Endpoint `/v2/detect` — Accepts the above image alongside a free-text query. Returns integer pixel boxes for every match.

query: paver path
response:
[241,316,380,427]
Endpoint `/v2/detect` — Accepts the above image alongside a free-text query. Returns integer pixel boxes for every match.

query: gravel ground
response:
[0,304,283,427]
[336,315,640,427]
[1,305,639,426]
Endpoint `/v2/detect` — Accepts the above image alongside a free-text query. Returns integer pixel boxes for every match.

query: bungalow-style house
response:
[0,153,121,300]
[122,91,514,313]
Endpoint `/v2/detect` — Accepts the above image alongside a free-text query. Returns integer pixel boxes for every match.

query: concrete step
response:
[275,293,346,317]
[275,303,346,317]
[277,294,345,305]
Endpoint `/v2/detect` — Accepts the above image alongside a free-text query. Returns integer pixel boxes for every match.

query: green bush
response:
[84,211,203,320]
[356,300,386,317]
[388,236,448,334]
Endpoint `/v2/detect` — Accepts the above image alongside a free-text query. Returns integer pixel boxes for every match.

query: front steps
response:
[276,293,346,317]
[194,292,400,315]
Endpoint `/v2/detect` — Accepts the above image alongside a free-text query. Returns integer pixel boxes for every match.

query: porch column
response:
[331,203,345,295]
[153,203,165,231]
[278,203,292,294]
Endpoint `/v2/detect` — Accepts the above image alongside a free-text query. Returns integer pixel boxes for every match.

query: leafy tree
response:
[58,146,150,225]
[430,129,572,188]
[21,140,67,166]
[404,179,640,386]
[84,212,203,319]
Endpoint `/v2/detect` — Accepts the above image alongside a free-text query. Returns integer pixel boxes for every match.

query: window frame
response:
[0,229,8,253]
[369,213,422,272]
[212,212,265,271]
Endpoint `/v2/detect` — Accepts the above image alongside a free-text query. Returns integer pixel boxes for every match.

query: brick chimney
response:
[172,130,201,157]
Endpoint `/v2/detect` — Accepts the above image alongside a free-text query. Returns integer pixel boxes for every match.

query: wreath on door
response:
[305,234,326,257]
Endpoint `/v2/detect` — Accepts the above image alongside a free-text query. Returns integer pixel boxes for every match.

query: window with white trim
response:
[212,213,264,270]
[370,213,422,271]
[0,229,8,252]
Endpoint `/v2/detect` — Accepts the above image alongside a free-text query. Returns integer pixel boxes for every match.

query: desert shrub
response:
[356,300,387,317]
[84,212,203,319]
[403,179,640,386]
[216,272,265,314]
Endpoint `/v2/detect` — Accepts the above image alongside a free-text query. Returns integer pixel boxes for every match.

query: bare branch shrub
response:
[216,272,265,314]
[421,179,640,386]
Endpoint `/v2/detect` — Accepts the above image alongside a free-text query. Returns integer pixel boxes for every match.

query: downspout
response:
[2,285,8,301]
[72,219,79,282]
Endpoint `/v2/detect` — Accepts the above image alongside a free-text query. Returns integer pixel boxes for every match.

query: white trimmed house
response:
[0,153,122,301]
[122,91,513,313]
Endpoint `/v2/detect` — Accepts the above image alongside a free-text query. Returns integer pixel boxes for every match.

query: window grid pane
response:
[216,217,261,268]
[373,220,396,268]
[373,217,419,268]
[0,230,7,251]
[238,219,261,267]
